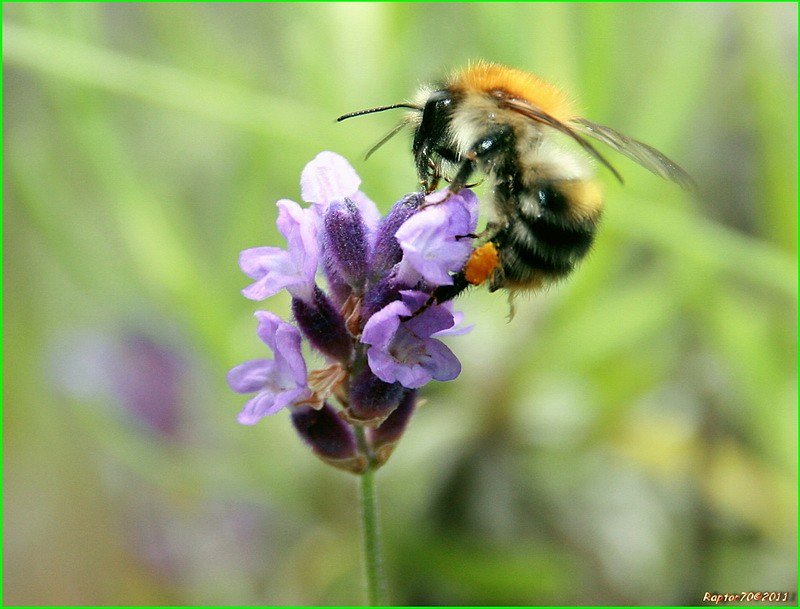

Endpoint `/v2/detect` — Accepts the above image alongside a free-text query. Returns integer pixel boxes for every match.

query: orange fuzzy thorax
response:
[447,61,576,123]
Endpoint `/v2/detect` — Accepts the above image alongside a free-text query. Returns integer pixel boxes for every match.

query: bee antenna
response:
[336,103,422,122]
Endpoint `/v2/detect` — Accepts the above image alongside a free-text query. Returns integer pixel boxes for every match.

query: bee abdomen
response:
[501,239,576,276]
[494,201,597,287]
[508,216,595,260]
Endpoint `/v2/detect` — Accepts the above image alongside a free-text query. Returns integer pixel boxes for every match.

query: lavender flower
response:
[395,189,479,286]
[361,290,461,389]
[239,200,319,303]
[230,152,475,471]
[227,311,312,425]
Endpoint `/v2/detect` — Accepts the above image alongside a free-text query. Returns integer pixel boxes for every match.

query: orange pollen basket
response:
[464,242,500,286]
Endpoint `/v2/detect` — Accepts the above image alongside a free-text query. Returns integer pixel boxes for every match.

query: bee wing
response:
[500,98,624,184]
[571,118,695,190]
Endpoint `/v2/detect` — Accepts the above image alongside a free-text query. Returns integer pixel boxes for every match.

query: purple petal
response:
[272,323,307,386]
[439,188,479,231]
[388,360,434,389]
[361,299,409,348]
[422,339,461,382]
[463,189,480,228]
[236,391,281,425]
[423,188,479,228]
[423,189,450,205]
[398,290,429,312]
[394,201,474,286]
[432,309,474,337]
[300,151,361,210]
[361,290,464,389]
[238,200,319,303]
[271,386,312,412]
[241,276,280,301]
[227,359,275,394]
[239,248,295,300]
[393,260,425,288]
[254,310,283,351]
[236,387,311,425]
[365,347,403,384]
[239,246,285,279]
[404,304,455,337]
[276,199,318,253]
[275,199,319,301]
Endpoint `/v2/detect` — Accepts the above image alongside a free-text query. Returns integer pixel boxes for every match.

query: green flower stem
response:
[355,427,386,606]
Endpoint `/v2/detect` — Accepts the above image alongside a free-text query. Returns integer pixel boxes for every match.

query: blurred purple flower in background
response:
[124,495,278,604]
[228,152,476,471]
[50,330,187,440]
[109,335,186,438]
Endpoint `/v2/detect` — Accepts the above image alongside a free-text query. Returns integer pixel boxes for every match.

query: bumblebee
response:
[338,61,692,300]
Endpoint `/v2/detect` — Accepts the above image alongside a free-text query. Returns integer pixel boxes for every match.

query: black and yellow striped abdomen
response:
[488,180,601,292]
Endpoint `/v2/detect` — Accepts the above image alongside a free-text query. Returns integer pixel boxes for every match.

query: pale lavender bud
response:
[323,198,370,292]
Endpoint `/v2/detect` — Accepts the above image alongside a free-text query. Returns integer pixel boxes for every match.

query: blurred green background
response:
[3,2,797,605]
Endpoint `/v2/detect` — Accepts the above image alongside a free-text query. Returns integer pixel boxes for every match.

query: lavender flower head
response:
[228,152,477,472]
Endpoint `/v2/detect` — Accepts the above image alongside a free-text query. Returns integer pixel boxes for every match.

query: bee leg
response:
[443,177,484,189]
[422,176,441,193]
[431,272,472,304]
[449,125,515,192]
[402,272,471,322]
[422,159,442,193]
[447,156,476,194]
[476,221,503,243]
